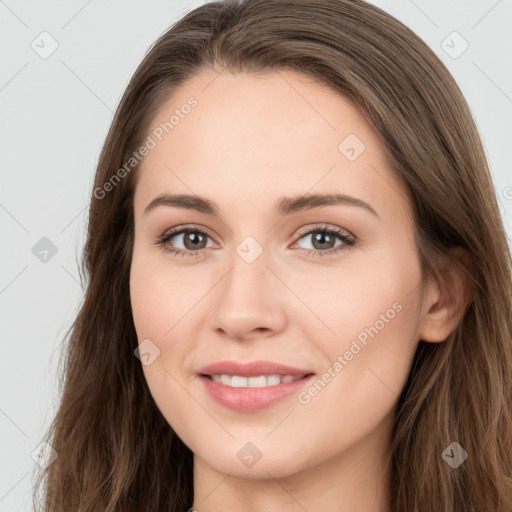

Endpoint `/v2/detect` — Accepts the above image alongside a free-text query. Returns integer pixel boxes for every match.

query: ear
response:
[418,247,475,344]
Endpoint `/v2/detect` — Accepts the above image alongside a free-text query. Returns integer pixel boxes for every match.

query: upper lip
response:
[198,360,315,377]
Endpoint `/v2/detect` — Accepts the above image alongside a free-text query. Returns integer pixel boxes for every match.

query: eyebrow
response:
[143,192,379,218]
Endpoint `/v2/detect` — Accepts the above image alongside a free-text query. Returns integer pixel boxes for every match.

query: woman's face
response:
[130,69,429,480]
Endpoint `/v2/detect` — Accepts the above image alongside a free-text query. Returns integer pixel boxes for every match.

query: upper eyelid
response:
[163,224,218,243]
[295,223,352,237]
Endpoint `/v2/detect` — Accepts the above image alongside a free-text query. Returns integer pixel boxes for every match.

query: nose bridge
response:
[210,238,285,337]
[222,239,271,306]
[219,224,270,291]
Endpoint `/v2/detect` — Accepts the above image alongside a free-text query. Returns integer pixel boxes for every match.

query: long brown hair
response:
[33,0,512,510]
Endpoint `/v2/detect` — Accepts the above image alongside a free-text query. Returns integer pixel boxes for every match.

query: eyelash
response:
[154,223,356,259]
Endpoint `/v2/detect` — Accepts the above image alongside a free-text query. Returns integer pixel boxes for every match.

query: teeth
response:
[210,374,303,387]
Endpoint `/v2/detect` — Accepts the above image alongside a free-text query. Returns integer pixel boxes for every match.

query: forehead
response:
[133,69,410,223]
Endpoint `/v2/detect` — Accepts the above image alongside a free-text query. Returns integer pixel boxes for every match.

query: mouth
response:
[198,372,316,412]
[201,373,314,388]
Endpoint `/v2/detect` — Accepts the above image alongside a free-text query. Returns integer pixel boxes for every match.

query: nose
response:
[208,247,287,341]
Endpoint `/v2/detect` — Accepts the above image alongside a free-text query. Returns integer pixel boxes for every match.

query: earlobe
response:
[418,247,475,344]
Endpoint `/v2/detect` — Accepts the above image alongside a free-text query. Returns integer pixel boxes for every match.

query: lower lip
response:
[199,374,315,412]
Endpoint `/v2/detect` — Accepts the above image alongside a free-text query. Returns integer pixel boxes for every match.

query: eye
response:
[291,224,355,258]
[154,223,356,258]
[154,224,217,258]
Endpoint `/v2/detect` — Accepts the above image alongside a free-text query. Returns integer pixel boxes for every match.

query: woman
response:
[33,0,512,510]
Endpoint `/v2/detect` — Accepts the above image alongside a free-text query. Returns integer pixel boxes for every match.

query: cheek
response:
[290,265,422,462]
[130,259,163,338]
[130,254,199,441]
[305,242,423,384]
[129,248,194,339]
[297,248,421,342]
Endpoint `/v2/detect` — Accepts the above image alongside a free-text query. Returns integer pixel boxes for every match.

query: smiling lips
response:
[208,373,304,387]
[198,359,316,412]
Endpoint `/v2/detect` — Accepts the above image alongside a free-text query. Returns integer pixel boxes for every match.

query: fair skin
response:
[129,69,473,512]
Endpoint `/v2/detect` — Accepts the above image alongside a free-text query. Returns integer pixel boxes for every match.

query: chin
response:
[195,443,309,480]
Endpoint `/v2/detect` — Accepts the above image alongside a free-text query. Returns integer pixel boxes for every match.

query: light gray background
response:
[1,1,511,510]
